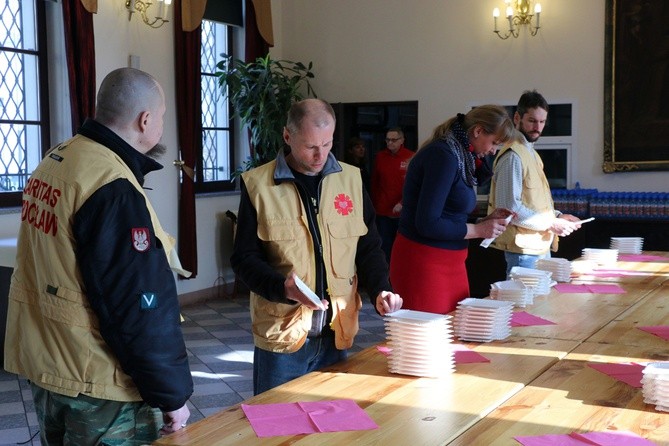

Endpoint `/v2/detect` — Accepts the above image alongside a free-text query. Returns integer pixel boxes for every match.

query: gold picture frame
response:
[603,0,669,173]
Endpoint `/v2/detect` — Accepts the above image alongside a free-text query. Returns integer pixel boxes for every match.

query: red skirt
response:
[389,233,470,315]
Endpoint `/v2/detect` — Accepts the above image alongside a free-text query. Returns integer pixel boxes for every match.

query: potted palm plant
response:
[216,54,317,175]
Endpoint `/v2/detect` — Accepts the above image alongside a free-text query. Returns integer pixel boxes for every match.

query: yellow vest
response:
[488,142,557,255]
[5,135,178,402]
[242,160,368,353]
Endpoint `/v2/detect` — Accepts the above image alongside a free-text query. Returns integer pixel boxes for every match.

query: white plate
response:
[385,323,452,333]
[389,363,455,377]
[458,298,515,308]
[385,309,452,323]
[293,275,326,310]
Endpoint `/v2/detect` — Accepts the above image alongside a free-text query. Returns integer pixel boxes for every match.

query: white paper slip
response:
[293,275,326,310]
[480,214,513,248]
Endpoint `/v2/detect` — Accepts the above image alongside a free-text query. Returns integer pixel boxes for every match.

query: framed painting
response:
[603,0,669,172]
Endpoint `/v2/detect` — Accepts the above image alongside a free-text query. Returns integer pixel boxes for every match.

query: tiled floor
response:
[0,294,387,445]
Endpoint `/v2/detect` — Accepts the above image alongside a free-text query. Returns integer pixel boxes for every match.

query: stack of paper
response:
[510,266,553,296]
[582,248,618,266]
[610,237,644,254]
[454,298,513,342]
[641,361,669,412]
[489,279,533,307]
[384,309,454,377]
[535,258,572,282]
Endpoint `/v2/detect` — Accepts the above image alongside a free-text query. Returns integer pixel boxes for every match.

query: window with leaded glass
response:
[198,19,234,193]
[0,0,49,207]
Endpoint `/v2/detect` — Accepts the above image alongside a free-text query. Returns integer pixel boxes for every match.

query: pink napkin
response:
[514,430,657,445]
[376,345,392,356]
[242,399,378,437]
[618,254,668,262]
[638,325,669,341]
[376,344,490,363]
[451,343,490,363]
[587,362,644,387]
[554,283,626,294]
[511,311,556,327]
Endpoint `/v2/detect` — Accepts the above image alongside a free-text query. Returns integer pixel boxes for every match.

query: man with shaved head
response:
[4,68,192,444]
[232,98,403,395]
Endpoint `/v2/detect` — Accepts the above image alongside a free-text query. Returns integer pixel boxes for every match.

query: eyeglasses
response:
[385,137,402,143]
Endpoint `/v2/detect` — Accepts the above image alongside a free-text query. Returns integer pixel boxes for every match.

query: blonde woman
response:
[390,105,515,314]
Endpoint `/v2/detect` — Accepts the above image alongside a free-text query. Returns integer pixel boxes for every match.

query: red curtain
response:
[61,0,96,134]
[173,0,200,279]
[245,0,271,62]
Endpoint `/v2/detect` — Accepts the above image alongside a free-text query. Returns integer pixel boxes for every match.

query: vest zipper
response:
[295,180,328,336]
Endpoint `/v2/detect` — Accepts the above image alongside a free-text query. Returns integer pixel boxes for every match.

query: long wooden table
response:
[571,250,669,287]
[587,282,669,348]
[155,337,577,445]
[156,251,669,445]
[448,342,669,445]
[508,282,652,342]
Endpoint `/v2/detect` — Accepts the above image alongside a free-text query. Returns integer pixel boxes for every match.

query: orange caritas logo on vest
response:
[132,228,150,252]
[334,193,354,216]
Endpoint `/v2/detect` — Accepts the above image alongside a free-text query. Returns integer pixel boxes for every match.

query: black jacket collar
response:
[78,119,163,186]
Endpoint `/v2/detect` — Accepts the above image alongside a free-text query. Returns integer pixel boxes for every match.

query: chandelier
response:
[493,0,541,40]
[125,0,172,29]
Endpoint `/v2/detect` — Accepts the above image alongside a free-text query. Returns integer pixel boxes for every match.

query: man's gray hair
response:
[95,67,162,127]
[285,98,335,134]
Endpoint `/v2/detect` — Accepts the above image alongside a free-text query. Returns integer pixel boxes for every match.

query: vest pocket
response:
[258,220,310,268]
[41,284,94,328]
[326,218,368,278]
[251,294,308,351]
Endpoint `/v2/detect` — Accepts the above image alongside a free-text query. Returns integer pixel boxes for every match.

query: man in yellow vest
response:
[231,98,403,395]
[489,90,582,276]
[4,68,192,444]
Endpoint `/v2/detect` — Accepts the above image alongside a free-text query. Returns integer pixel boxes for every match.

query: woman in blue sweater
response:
[390,105,515,314]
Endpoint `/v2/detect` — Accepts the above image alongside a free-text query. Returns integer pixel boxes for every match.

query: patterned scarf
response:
[443,113,477,187]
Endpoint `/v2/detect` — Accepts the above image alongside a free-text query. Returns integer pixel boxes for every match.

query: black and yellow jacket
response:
[231,150,391,353]
[4,119,193,412]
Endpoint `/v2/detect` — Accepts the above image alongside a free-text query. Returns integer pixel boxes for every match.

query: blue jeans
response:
[253,335,347,395]
[504,251,550,278]
[376,215,399,263]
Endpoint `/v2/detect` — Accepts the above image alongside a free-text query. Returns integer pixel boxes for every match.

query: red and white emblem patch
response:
[334,193,354,216]
[132,228,150,252]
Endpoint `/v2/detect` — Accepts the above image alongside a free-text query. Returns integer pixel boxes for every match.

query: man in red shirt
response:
[371,127,414,262]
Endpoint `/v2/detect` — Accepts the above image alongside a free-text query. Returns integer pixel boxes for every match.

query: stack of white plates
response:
[509,266,553,296]
[535,258,573,282]
[581,248,618,266]
[610,237,644,254]
[489,280,533,307]
[641,362,669,412]
[384,309,455,377]
[454,298,513,342]
[570,259,598,275]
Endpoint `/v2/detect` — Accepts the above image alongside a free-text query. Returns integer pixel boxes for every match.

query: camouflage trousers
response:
[30,383,162,445]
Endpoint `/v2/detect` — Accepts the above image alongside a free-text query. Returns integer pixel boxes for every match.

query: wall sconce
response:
[125,0,172,29]
[492,0,541,40]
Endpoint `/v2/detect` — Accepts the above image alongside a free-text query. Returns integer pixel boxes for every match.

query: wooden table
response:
[587,282,669,348]
[571,250,669,286]
[448,342,669,445]
[154,337,577,446]
[156,252,669,445]
[509,282,652,342]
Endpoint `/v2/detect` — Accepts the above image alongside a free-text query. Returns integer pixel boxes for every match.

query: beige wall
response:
[0,0,665,297]
[272,0,669,193]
